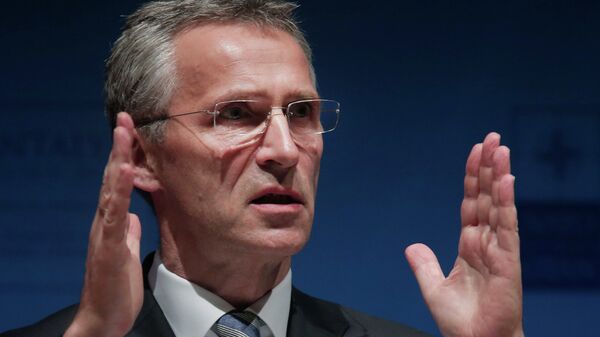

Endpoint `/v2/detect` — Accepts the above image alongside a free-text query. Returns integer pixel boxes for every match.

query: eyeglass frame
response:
[134,98,340,136]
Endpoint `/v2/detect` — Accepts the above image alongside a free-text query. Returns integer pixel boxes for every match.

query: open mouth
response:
[251,193,301,205]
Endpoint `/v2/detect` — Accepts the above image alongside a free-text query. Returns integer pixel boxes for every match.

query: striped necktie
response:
[214,311,261,337]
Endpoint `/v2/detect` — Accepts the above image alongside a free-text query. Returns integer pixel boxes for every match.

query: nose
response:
[255,109,300,171]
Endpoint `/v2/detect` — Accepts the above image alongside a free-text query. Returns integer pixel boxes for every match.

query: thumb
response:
[126,213,142,260]
[405,243,445,300]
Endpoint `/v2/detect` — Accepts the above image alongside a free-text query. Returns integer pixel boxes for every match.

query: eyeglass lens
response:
[213,99,339,137]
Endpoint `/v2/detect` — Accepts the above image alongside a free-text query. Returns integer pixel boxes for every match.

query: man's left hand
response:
[405,132,524,337]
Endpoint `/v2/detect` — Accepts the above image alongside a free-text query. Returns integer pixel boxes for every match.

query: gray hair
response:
[105,0,314,141]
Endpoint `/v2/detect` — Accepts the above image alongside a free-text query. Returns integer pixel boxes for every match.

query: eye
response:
[288,101,314,119]
[218,102,253,120]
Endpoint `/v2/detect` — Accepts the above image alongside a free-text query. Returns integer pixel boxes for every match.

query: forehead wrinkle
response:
[215,60,317,101]
[172,63,213,107]
[172,23,316,112]
[223,58,286,70]
[213,85,319,103]
[216,41,287,72]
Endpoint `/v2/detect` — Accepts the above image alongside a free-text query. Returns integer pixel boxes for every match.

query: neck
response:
[159,237,291,308]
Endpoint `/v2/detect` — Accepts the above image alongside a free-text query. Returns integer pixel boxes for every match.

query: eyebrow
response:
[213,88,320,103]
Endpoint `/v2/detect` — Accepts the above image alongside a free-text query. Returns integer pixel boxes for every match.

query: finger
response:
[102,162,135,243]
[118,111,135,130]
[496,175,519,253]
[480,132,501,170]
[405,244,445,301]
[102,113,135,173]
[477,133,500,225]
[96,113,136,244]
[465,143,482,197]
[461,144,482,227]
[490,147,511,205]
[126,213,142,260]
[492,145,511,180]
[490,146,511,231]
[98,113,134,205]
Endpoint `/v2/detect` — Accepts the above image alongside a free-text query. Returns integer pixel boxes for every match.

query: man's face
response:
[145,23,322,261]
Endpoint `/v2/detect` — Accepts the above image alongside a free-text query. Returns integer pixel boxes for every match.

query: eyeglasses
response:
[136,98,340,140]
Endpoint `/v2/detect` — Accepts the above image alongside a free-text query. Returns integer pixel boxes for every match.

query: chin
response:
[249,225,311,258]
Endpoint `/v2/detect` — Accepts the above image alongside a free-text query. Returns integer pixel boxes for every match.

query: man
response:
[2,1,523,336]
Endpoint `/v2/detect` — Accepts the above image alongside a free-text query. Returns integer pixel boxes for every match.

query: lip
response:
[248,187,306,218]
[249,186,305,205]
[250,203,304,215]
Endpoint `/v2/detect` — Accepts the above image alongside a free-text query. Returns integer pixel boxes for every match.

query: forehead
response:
[170,23,316,108]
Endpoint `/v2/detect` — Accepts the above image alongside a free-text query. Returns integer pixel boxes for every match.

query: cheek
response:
[155,132,224,205]
[297,136,323,185]
[212,139,261,189]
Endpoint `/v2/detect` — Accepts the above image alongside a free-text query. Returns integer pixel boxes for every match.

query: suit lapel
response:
[125,253,176,337]
[126,289,176,337]
[288,288,367,337]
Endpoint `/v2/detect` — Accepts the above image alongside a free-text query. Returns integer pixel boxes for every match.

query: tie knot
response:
[215,311,261,337]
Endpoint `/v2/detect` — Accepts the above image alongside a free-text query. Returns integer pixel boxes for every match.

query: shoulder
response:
[0,305,77,337]
[0,289,173,337]
[291,288,434,337]
[340,306,433,337]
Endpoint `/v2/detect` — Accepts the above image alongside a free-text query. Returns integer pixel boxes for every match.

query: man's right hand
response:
[64,112,144,337]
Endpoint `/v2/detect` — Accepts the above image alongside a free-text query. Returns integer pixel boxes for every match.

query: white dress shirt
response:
[147,252,291,337]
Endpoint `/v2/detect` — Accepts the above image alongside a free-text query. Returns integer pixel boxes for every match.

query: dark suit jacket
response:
[2,255,433,337]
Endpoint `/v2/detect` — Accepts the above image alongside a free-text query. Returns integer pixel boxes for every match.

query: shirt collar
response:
[148,252,291,337]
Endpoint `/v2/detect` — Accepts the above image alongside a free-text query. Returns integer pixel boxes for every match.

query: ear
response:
[131,130,161,192]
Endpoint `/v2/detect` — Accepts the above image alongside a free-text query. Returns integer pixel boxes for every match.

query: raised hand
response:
[405,133,523,337]
[64,113,144,337]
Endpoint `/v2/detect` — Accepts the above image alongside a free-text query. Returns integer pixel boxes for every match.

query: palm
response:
[406,133,523,337]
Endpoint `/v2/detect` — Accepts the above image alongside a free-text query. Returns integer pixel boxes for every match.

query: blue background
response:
[1,0,599,336]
